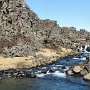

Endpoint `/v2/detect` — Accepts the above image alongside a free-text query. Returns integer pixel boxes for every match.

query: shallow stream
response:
[0,53,90,90]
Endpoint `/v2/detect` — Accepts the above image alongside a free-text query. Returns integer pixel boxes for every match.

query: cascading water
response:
[84,44,89,52]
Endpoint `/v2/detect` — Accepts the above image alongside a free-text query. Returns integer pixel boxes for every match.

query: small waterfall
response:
[80,46,83,51]
[84,44,89,52]
[79,44,89,52]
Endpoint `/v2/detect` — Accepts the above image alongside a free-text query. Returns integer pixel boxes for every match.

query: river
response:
[0,53,90,90]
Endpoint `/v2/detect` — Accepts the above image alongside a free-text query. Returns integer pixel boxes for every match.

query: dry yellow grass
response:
[0,47,73,70]
[36,48,60,57]
[0,56,35,70]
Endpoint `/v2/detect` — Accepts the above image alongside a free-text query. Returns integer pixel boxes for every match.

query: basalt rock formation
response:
[0,0,90,57]
[0,0,41,57]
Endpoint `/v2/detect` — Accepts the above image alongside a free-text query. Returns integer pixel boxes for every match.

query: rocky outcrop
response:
[67,62,90,80]
[0,0,41,57]
[0,0,90,57]
[67,52,90,81]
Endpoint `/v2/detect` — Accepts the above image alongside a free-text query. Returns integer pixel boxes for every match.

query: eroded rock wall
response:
[0,0,90,58]
[0,0,40,57]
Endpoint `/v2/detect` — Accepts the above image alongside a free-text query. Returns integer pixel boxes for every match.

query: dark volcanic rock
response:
[25,72,36,78]
[0,0,90,74]
[41,69,48,74]
[0,0,40,57]
[0,0,90,58]
[49,68,55,73]
[0,0,90,81]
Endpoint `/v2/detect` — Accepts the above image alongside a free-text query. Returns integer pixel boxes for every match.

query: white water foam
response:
[84,44,89,52]
[80,57,86,60]
[73,57,80,60]
[36,73,46,78]
[52,71,66,78]
[63,66,69,71]
[46,70,51,75]
[36,64,69,78]
[73,57,86,61]
[52,65,63,67]
[36,70,67,78]
[36,71,66,78]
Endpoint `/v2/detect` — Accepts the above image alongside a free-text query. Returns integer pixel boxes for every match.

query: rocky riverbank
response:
[67,52,90,81]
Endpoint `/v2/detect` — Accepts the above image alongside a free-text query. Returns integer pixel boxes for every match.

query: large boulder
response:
[73,65,84,73]
[83,73,90,80]
[80,69,88,76]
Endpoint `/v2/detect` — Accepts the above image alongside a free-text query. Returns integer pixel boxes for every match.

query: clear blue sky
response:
[25,0,90,31]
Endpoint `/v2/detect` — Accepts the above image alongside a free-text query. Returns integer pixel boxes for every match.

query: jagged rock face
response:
[0,0,40,56]
[0,0,90,57]
[38,20,63,48]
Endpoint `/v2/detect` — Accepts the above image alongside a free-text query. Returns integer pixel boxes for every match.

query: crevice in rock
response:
[0,0,3,9]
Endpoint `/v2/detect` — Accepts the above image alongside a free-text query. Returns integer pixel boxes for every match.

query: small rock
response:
[49,69,55,73]
[41,67,48,74]
[30,72,36,78]
[66,69,75,75]
[16,71,25,78]
[41,69,48,74]
[61,65,66,69]
[25,72,36,78]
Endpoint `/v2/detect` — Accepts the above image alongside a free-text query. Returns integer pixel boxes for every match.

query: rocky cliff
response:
[0,0,90,70]
[0,0,41,57]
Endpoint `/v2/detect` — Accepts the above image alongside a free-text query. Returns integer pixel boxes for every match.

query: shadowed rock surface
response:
[0,0,43,57]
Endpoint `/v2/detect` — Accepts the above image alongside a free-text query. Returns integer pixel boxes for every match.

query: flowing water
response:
[0,53,90,90]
